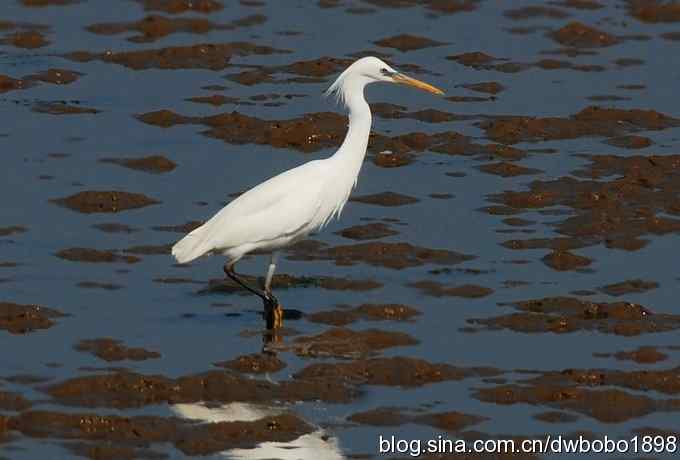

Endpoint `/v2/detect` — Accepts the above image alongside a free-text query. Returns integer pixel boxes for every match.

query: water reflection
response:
[171,402,345,460]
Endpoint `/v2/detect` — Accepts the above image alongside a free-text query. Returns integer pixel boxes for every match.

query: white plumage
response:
[171,56,443,327]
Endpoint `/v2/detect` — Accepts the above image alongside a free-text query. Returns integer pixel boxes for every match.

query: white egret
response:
[172,56,444,329]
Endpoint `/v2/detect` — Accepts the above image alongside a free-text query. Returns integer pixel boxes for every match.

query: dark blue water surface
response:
[2,0,680,458]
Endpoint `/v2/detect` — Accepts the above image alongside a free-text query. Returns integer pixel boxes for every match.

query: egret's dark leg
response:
[224,262,282,330]
[224,263,268,302]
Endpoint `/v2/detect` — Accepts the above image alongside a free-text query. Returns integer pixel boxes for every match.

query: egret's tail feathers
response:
[172,225,210,264]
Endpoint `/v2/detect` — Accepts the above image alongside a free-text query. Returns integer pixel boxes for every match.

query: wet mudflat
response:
[2,0,680,458]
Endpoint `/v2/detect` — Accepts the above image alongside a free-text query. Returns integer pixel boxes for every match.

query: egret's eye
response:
[380,68,390,75]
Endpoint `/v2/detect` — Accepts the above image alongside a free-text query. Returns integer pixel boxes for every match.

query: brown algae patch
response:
[287,327,418,359]
[448,51,606,74]
[91,223,140,234]
[123,244,172,256]
[214,353,286,374]
[224,56,368,86]
[56,248,140,264]
[200,273,381,295]
[541,250,592,271]
[100,155,176,174]
[1,30,49,49]
[65,43,289,71]
[7,410,313,456]
[473,383,674,423]
[0,226,27,237]
[76,281,124,290]
[604,135,653,149]
[504,6,569,20]
[51,191,160,213]
[0,74,33,93]
[533,411,579,423]
[372,103,460,123]
[75,338,161,362]
[86,14,265,43]
[295,356,501,387]
[350,192,419,207]
[550,22,619,47]
[361,0,480,15]
[482,106,680,144]
[409,281,494,298]
[628,0,680,22]
[138,108,520,158]
[0,302,66,334]
[373,34,447,51]
[0,391,32,411]
[349,407,487,431]
[594,346,668,364]
[489,154,680,258]
[598,279,659,296]
[465,296,679,336]
[137,0,223,14]
[478,162,542,177]
[553,0,604,9]
[45,370,357,408]
[287,241,475,269]
[307,304,421,326]
[336,223,398,240]
[138,109,346,153]
[32,102,99,115]
[20,0,80,5]
[152,220,202,233]
[461,82,505,94]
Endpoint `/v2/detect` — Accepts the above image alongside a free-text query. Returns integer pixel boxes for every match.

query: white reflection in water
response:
[171,402,345,460]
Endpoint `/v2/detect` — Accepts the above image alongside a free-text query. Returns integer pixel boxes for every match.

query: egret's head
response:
[325,56,444,106]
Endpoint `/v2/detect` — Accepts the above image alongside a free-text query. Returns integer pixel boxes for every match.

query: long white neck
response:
[329,79,372,186]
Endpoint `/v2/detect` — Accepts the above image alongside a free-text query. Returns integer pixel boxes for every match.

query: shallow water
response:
[2,0,680,459]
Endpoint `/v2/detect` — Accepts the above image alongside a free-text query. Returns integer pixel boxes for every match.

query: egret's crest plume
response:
[323,69,350,108]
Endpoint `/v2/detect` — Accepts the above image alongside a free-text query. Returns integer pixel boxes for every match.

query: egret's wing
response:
[199,160,328,251]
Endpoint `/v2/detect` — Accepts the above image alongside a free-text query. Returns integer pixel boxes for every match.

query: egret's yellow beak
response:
[392,73,444,96]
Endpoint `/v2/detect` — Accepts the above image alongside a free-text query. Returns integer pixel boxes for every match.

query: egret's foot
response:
[263,294,284,330]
